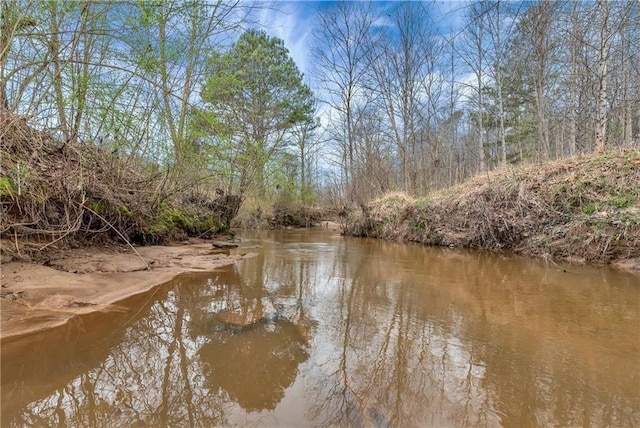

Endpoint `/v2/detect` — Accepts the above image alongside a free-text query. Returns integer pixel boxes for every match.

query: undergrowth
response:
[345,149,640,264]
[0,109,241,261]
[233,196,338,229]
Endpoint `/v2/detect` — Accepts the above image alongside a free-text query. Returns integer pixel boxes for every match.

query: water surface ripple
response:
[2,229,639,427]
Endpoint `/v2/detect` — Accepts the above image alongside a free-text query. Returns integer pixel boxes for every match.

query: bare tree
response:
[368,2,431,194]
[0,0,37,109]
[2,0,247,171]
[484,1,512,165]
[290,108,322,205]
[459,1,491,172]
[565,0,582,156]
[313,1,377,205]
[129,0,245,170]
[594,0,610,149]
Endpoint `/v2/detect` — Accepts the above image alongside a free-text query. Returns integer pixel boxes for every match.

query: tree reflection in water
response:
[199,318,308,411]
[295,237,501,427]
[5,284,227,426]
[2,230,638,427]
[2,264,312,427]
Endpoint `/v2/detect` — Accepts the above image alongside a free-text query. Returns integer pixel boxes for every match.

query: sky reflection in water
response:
[2,229,639,427]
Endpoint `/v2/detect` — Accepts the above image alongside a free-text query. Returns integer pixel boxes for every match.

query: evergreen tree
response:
[200,29,315,197]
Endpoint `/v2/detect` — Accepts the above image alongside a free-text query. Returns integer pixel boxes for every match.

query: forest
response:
[2,3,639,425]
[0,0,639,248]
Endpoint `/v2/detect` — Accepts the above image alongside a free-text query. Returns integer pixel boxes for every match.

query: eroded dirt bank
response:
[1,108,251,342]
[0,239,249,342]
[344,149,640,271]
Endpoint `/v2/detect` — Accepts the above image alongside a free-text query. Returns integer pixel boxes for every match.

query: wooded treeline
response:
[1,0,638,212]
[315,0,639,205]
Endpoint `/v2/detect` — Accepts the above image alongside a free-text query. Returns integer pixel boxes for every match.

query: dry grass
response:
[345,149,640,264]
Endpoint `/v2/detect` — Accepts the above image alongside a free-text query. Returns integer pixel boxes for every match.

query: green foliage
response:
[199,29,315,197]
[607,196,635,209]
[150,203,223,235]
[0,176,15,196]
[85,199,105,214]
[581,204,598,215]
[299,184,318,206]
[151,205,195,233]
[476,72,537,164]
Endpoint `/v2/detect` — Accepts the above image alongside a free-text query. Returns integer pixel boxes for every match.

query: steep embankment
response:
[0,109,241,262]
[345,150,640,268]
[1,109,249,340]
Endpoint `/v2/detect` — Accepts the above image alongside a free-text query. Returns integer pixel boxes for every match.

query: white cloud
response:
[248,1,317,77]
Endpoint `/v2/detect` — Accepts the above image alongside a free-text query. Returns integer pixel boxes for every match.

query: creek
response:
[1,229,639,426]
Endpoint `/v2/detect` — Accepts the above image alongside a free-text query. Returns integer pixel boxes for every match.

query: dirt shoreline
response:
[0,239,249,342]
[344,150,640,268]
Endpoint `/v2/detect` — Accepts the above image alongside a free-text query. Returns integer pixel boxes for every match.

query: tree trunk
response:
[477,19,485,172]
[48,3,70,143]
[594,0,609,149]
[568,2,579,156]
[0,1,13,109]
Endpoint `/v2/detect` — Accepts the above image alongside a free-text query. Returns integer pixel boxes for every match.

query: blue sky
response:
[240,0,475,134]
[248,0,469,89]
[248,1,469,81]
[251,1,321,77]
[249,1,344,78]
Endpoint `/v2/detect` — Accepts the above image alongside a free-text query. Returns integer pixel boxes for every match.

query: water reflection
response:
[2,230,639,427]
[1,265,313,427]
[200,319,308,412]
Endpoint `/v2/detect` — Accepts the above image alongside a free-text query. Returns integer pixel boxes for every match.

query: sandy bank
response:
[0,239,249,342]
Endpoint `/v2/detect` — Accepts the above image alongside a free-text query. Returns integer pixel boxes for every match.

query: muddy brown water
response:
[1,229,639,427]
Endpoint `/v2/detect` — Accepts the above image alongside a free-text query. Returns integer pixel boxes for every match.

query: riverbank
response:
[344,149,640,271]
[0,110,254,340]
[0,109,242,261]
[0,239,249,342]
